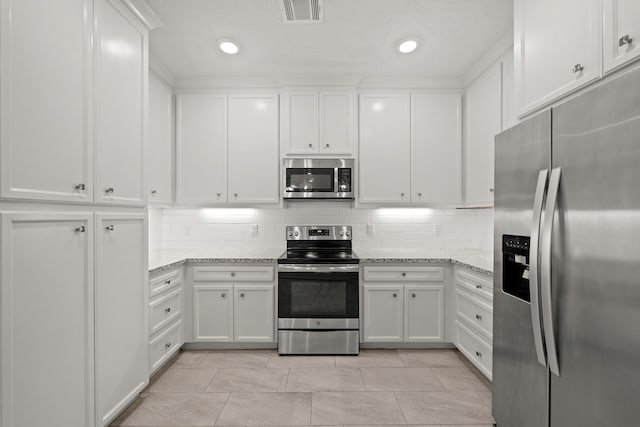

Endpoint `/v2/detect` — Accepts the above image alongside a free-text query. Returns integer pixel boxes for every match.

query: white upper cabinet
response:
[95,213,148,426]
[176,94,227,205]
[319,91,354,154]
[147,72,174,205]
[0,0,93,203]
[94,0,147,206]
[514,0,602,116]
[285,92,318,154]
[359,94,411,204]
[411,93,462,205]
[465,63,502,205]
[227,94,280,204]
[1,213,94,427]
[283,89,355,156]
[604,0,640,73]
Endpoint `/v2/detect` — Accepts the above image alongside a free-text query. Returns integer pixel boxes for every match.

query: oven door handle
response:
[278,264,359,273]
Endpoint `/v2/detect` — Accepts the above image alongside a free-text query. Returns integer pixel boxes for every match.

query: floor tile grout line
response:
[202,367,222,392]
[392,390,409,425]
[211,391,232,426]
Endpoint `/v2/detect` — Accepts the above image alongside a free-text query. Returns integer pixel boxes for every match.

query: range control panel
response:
[286,225,351,241]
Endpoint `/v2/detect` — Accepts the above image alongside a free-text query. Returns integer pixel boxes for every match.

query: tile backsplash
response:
[149,203,493,258]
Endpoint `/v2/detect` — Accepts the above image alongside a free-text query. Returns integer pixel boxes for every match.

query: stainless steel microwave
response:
[283,158,354,200]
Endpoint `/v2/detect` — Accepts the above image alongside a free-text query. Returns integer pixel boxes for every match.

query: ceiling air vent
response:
[280,0,323,23]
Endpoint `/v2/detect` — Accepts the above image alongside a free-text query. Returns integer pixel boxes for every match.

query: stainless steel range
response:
[277,225,359,355]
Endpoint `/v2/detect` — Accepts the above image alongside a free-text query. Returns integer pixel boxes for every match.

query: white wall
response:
[149,204,493,257]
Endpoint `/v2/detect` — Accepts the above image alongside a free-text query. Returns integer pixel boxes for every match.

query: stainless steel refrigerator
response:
[493,66,640,427]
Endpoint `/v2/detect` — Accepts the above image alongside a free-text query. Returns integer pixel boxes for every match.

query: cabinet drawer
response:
[149,268,181,298]
[149,320,182,373]
[456,269,493,301]
[192,266,274,282]
[456,320,492,380]
[363,266,444,282]
[150,288,182,336]
[456,287,493,339]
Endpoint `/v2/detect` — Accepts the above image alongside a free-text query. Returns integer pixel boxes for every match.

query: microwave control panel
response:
[338,168,352,192]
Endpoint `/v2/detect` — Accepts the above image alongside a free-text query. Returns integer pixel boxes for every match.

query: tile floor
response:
[111,349,494,427]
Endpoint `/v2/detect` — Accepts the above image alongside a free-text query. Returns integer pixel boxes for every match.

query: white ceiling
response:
[147,0,513,83]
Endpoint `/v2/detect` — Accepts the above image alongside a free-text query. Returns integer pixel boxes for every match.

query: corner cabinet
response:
[94,0,147,206]
[1,213,94,427]
[514,0,602,117]
[362,265,445,343]
[95,213,148,426]
[603,0,640,73]
[283,89,355,156]
[0,0,93,203]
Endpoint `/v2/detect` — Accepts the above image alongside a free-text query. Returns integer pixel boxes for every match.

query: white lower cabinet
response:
[454,267,494,379]
[362,265,445,344]
[95,213,148,426]
[191,265,275,343]
[148,267,184,374]
[0,213,94,427]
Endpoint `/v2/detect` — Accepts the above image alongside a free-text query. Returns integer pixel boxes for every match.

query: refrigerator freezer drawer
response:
[456,319,492,379]
[456,287,493,340]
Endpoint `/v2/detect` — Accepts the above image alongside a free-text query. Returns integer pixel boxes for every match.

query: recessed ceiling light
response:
[218,38,239,55]
[397,38,418,54]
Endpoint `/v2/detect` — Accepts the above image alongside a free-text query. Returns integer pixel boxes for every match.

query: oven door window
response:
[278,272,358,318]
[285,168,334,193]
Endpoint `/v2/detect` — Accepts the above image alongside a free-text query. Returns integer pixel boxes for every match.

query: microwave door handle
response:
[540,167,561,377]
[530,169,549,367]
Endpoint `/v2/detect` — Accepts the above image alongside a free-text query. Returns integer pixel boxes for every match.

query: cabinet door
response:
[94,0,146,206]
[227,94,279,204]
[234,285,274,342]
[515,0,601,116]
[0,0,93,203]
[411,93,462,204]
[1,213,94,427]
[285,92,318,154]
[147,72,173,205]
[95,213,148,426]
[193,285,233,341]
[604,0,640,73]
[319,91,354,155]
[359,95,411,203]
[363,285,404,342]
[176,94,227,205]
[465,64,502,205]
[404,285,444,342]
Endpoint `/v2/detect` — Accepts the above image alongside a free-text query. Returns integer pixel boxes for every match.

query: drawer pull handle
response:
[165,342,172,349]
[619,34,633,47]
[165,307,171,313]
[475,314,482,320]
[475,350,482,357]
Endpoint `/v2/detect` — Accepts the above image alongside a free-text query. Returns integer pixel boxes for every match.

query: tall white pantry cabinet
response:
[0,1,150,427]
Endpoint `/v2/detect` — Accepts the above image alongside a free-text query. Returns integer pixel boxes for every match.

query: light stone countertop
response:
[149,249,493,276]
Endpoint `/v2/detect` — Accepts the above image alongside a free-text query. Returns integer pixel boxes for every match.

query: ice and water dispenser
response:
[502,235,531,301]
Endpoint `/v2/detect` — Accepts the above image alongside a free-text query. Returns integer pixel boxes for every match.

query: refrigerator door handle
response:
[541,166,562,376]
[530,169,549,367]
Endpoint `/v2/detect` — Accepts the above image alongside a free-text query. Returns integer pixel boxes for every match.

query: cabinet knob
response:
[619,34,633,47]
[151,189,157,195]
[308,143,313,148]
[476,285,482,289]
[401,192,405,197]
[105,187,114,194]
[572,64,584,74]
[105,225,114,231]
[234,193,238,197]
[74,225,86,233]
[165,280,171,285]
[392,293,398,298]
[221,293,226,298]
[476,313,482,320]
[417,192,422,197]
[240,293,245,298]
[165,342,172,349]
[475,350,482,357]
[230,272,236,277]
[325,143,330,148]
[489,188,495,193]
[75,183,85,191]
[217,192,222,197]
[402,272,407,277]
[165,307,171,313]
[411,293,416,298]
